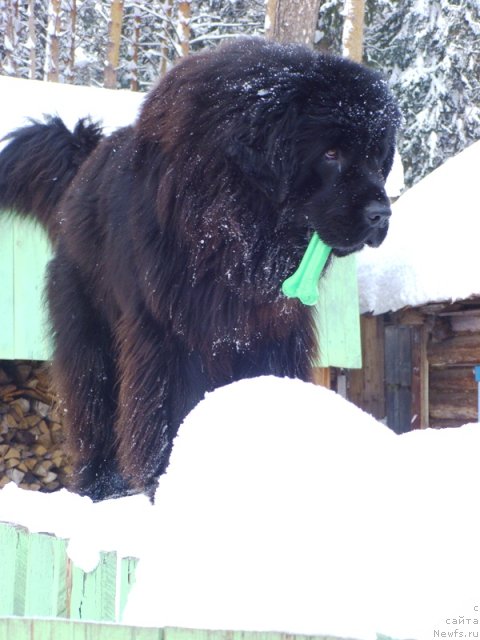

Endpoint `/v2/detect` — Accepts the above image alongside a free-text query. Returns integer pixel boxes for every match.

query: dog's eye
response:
[324,149,339,161]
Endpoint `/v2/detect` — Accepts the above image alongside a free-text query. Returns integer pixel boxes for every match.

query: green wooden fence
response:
[0,619,351,640]
[0,522,137,622]
[0,216,52,360]
[0,523,395,640]
[0,215,361,367]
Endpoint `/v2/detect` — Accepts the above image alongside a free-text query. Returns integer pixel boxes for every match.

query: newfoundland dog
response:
[0,38,400,499]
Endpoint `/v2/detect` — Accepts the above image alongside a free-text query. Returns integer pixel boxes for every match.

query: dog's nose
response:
[364,201,391,228]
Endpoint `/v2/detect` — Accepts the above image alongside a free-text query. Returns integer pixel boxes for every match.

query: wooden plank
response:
[0,523,22,615]
[24,531,68,618]
[0,618,164,639]
[0,215,15,359]
[0,619,348,640]
[119,557,139,620]
[314,255,362,369]
[385,325,412,433]
[410,326,429,429]
[429,366,477,392]
[312,367,331,388]
[428,334,480,367]
[13,217,52,360]
[347,315,385,420]
[164,628,345,640]
[70,551,118,622]
[429,389,477,422]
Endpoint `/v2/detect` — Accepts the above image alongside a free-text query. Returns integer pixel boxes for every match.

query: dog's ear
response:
[226,107,299,204]
[226,140,289,203]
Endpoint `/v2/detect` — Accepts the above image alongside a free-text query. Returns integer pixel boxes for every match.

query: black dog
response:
[0,38,400,499]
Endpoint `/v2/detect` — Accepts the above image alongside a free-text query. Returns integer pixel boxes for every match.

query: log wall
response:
[347,302,480,431]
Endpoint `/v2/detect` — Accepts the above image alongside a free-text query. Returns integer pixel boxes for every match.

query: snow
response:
[358,139,480,314]
[0,75,144,145]
[0,482,153,573]
[1,376,480,640]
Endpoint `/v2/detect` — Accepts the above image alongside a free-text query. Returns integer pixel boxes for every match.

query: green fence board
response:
[120,557,139,620]
[315,255,362,369]
[12,217,52,360]
[0,620,351,640]
[0,216,15,359]
[0,618,164,639]
[24,529,68,618]
[0,523,22,615]
[163,628,346,640]
[70,551,118,622]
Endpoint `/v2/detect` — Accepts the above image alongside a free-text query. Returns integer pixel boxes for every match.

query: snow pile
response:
[0,482,153,573]
[122,376,480,640]
[358,140,480,314]
[0,75,143,145]
[1,376,480,639]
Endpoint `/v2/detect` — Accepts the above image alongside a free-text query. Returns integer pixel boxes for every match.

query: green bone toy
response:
[282,233,332,306]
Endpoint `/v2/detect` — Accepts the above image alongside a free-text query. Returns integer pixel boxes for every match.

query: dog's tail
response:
[0,116,103,239]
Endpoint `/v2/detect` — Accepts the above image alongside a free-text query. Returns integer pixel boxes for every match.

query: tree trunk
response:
[265,0,321,47]
[27,0,36,79]
[130,6,141,91]
[342,0,365,62]
[44,0,62,82]
[3,0,20,76]
[104,0,124,88]
[177,0,191,57]
[64,0,77,83]
[160,0,174,76]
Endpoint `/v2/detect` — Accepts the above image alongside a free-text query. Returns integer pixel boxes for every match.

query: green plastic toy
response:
[281,233,332,306]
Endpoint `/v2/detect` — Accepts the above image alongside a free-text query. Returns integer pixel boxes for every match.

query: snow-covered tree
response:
[366,0,480,186]
[2,0,21,76]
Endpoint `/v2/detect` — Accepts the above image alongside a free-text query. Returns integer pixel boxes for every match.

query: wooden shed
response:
[348,299,480,433]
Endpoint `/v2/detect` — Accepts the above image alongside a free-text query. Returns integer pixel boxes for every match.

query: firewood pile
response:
[0,361,71,492]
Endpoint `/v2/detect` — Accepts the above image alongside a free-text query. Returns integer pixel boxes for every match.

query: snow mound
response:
[123,376,480,640]
[2,375,479,638]
[358,140,480,314]
[0,482,153,572]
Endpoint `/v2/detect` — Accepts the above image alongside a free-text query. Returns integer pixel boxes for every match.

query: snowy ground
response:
[1,376,479,640]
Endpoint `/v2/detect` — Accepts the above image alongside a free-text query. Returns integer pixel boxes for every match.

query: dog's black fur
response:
[0,38,400,499]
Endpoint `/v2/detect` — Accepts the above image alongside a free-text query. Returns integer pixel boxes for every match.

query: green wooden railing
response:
[0,522,137,622]
[0,522,390,640]
[0,216,52,360]
[0,620,349,640]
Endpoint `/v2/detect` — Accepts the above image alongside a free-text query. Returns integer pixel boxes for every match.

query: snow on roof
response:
[0,75,144,144]
[358,140,480,314]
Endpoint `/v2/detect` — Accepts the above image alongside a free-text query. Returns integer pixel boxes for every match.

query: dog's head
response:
[220,39,401,255]
[140,38,400,257]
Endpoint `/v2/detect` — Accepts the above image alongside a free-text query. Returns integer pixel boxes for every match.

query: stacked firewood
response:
[0,361,71,492]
